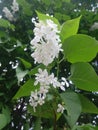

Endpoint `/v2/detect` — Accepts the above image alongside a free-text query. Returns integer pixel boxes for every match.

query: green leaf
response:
[24,123,29,130]
[2,107,11,124]
[54,13,71,21]
[16,66,28,84]
[61,91,82,127]
[62,34,98,63]
[78,94,98,114]
[0,19,15,30]
[95,126,98,130]
[42,0,51,6]
[0,31,7,37]
[60,16,81,43]
[36,11,60,29]
[0,114,7,129]
[62,0,70,3]
[72,124,96,130]
[13,79,39,99]
[70,62,98,91]
[28,64,45,76]
[17,57,32,69]
[17,0,32,16]
[28,101,54,119]
[34,118,41,130]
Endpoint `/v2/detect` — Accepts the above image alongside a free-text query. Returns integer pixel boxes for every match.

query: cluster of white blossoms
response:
[29,68,67,112]
[30,17,68,113]
[34,68,67,91]
[29,88,48,112]
[2,7,14,21]
[2,0,19,21]
[11,0,19,13]
[30,19,62,66]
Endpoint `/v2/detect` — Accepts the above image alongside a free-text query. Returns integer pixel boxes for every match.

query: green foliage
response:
[78,94,98,114]
[17,57,32,69]
[17,0,32,16]
[72,124,97,130]
[61,91,82,127]
[13,79,39,99]
[0,114,7,129]
[34,117,41,130]
[0,106,11,129]
[63,34,98,63]
[70,62,98,91]
[60,16,81,43]
[0,18,15,30]
[64,0,71,3]
[2,107,11,124]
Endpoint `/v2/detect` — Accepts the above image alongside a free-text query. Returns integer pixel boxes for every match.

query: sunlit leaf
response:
[63,34,98,63]
[60,16,81,43]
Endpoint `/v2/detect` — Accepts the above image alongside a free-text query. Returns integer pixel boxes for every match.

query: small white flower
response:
[31,17,37,24]
[2,0,19,21]
[30,90,38,100]
[51,76,61,88]
[59,85,65,91]
[29,97,38,112]
[34,68,51,86]
[37,97,45,105]
[57,104,65,113]
[39,86,49,95]
[61,77,69,88]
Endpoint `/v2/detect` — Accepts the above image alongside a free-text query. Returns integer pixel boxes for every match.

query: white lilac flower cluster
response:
[2,0,19,21]
[29,68,66,112]
[29,18,67,113]
[30,19,62,66]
